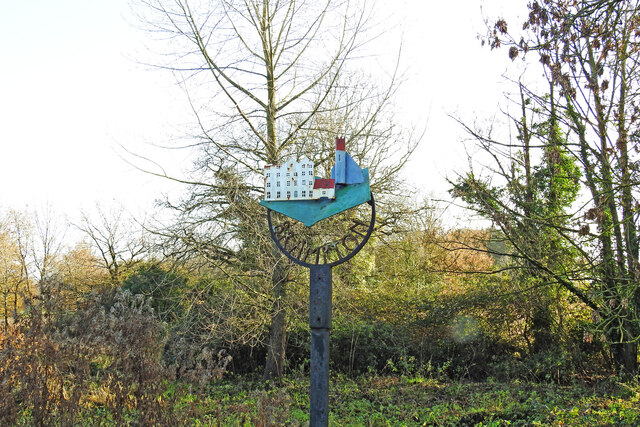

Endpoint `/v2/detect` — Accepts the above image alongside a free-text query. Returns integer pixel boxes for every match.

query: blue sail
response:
[331,152,364,185]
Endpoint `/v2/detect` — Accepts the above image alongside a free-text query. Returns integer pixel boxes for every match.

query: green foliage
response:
[148,374,640,426]
[451,85,600,366]
[330,320,414,375]
[478,0,640,375]
[122,262,188,322]
[5,365,640,425]
[0,207,631,424]
[488,349,583,385]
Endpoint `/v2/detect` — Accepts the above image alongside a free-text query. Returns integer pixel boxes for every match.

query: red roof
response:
[313,178,335,189]
[335,137,345,151]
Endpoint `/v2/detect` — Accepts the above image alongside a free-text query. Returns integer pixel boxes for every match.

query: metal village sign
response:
[260,138,375,426]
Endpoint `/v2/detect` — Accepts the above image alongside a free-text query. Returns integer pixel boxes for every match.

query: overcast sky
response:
[0,0,525,221]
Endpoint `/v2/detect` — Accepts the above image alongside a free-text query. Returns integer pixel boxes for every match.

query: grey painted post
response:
[309,264,332,427]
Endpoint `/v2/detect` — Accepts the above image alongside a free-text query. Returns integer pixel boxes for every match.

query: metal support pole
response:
[309,264,332,427]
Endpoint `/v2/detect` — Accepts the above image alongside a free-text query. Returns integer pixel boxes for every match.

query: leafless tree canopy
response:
[133,0,419,379]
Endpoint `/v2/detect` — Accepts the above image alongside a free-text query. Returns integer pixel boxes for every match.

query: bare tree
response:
[6,211,34,321]
[0,208,67,327]
[135,0,416,379]
[75,205,147,285]
[0,216,23,330]
[31,205,66,285]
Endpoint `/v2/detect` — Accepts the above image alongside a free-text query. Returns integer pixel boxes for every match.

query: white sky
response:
[0,0,526,222]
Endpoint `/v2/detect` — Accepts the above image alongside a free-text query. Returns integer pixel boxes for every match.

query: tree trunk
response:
[3,293,7,330]
[261,3,286,380]
[611,339,638,377]
[531,306,553,354]
[263,259,287,380]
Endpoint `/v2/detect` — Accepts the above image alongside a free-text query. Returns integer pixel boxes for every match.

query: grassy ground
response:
[10,373,640,425]
[176,374,640,426]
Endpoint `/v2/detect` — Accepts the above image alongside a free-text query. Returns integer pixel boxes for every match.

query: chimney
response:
[334,137,346,184]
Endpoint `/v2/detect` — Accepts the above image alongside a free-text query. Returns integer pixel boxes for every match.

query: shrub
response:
[331,320,415,375]
[0,280,203,425]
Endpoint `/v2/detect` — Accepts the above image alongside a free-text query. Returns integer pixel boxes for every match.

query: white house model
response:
[263,138,364,202]
[263,157,336,201]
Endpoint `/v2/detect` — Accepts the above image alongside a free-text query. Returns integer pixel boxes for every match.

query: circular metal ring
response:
[267,192,376,268]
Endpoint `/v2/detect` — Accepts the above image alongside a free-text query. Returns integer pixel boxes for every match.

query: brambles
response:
[0,282,206,425]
